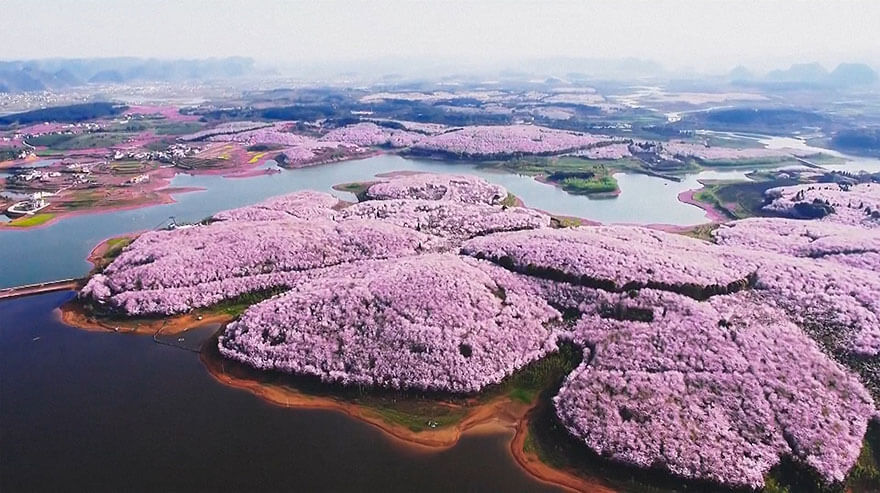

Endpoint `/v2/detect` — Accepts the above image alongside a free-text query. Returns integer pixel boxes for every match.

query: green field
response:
[558,175,618,194]
[52,132,132,150]
[7,213,56,228]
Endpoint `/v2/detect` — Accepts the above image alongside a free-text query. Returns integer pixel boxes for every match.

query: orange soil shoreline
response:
[59,302,235,336]
[200,348,610,492]
[57,295,608,492]
[677,187,729,222]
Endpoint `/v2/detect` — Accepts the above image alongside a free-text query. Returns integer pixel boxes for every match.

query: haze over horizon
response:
[1,0,878,75]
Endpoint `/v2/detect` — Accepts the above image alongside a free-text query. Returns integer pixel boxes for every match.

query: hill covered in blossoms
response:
[79,173,880,490]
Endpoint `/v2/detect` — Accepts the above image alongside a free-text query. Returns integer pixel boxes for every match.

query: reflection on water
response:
[0,291,560,492]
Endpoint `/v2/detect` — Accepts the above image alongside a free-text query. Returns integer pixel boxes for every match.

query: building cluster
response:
[112,143,199,164]
[14,169,62,182]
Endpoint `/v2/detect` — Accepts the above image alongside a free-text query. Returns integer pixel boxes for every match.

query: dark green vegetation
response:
[89,235,134,271]
[0,147,24,161]
[499,192,519,207]
[6,213,56,228]
[27,131,132,151]
[331,181,375,202]
[0,102,127,126]
[207,288,289,318]
[684,108,828,134]
[24,133,76,147]
[548,171,619,195]
[246,143,286,152]
[492,156,640,188]
[694,176,799,219]
[831,128,880,156]
[496,342,583,406]
[680,223,721,242]
[154,121,204,135]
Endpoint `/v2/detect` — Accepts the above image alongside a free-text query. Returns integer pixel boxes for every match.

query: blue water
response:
[0,291,558,492]
[0,154,728,288]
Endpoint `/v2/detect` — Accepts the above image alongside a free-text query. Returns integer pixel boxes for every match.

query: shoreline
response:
[510,412,616,493]
[58,301,235,336]
[56,299,610,492]
[200,344,609,492]
[677,187,729,222]
[0,150,381,230]
[0,167,203,230]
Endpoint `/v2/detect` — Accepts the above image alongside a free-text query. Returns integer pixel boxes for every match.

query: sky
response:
[1,0,878,73]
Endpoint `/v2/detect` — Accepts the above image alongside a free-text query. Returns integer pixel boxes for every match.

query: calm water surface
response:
[1,146,875,288]
[0,291,560,492]
[0,154,717,288]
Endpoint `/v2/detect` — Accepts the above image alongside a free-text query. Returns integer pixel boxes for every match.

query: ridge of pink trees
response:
[462,225,880,356]
[212,190,340,222]
[366,173,508,204]
[764,182,880,228]
[713,217,880,271]
[320,122,619,157]
[461,226,759,299]
[339,199,550,240]
[554,289,874,488]
[662,141,798,161]
[80,217,445,315]
[219,254,561,392]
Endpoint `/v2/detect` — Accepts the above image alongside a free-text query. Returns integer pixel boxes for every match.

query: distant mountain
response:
[0,102,127,126]
[766,62,829,84]
[88,70,125,83]
[727,65,754,82]
[47,69,82,88]
[0,57,257,93]
[757,62,878,88]
[829,63,878,86]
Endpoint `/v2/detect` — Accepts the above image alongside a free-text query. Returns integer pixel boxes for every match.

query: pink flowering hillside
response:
[319,122,618,158]
[555,290,874,488]
[365,173,508,204]
[219,254,561,392]
[411,124,614,157]
[764,182,880,227]
[80,218,442,315]
[569,143,632,160]
[339,199,550,240]
[212,191,340,222]
[77,173,880,489]
[461,226,758,300]
[663,141,797,162]
[713,217,880,271]
[754,254,880,356]
[320,122,423,147]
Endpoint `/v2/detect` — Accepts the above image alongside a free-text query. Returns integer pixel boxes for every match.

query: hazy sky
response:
[1,0,878,72]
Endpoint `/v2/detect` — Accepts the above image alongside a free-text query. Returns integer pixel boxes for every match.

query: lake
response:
[0,154,719,288]
[2,146,877,288]
[0,291,561,492]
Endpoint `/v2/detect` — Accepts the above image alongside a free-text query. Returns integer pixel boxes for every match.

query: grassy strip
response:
[331,181,375,202]
[7,213,56,228]
[558,175,618,195]
[679,223,721,242]
[499,192,519,207]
